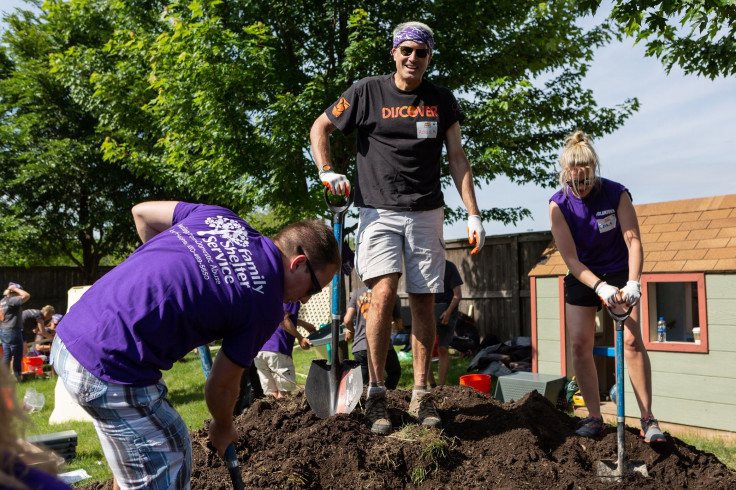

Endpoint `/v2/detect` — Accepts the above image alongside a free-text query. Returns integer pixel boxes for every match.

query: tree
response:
[586,0,736,79]
[0,1,186,282]
[51,0,638,233]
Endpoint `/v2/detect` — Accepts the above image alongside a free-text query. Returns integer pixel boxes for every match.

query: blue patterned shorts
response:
[51,336,191,489]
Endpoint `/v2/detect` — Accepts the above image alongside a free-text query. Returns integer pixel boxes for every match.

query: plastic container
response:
[692,327,701,345]
[657,317,666,342]
[22,356,44,376]
[23,388,45,412]
[459,374,491,397]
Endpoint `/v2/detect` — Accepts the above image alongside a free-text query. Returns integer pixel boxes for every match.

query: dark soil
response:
[81,386,735,489]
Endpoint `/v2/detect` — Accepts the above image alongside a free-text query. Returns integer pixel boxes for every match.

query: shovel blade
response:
[597,460,649,483]
[305,359,363,418]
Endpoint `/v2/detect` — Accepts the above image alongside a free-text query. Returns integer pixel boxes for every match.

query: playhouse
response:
[528,194,736,434]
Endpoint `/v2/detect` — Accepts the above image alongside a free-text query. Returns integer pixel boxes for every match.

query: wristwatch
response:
[320,164,332,173]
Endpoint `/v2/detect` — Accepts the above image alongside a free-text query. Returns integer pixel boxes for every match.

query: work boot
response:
[408,391,442,428]
[640,415,666,443]
[365,390,392,435]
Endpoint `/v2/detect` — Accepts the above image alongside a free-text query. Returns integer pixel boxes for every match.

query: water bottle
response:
[657,317,666,342]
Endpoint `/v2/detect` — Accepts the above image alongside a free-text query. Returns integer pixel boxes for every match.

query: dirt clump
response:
[81,386,736,489]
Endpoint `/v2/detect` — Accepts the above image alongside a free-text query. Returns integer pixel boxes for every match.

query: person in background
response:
[343,286,402,390]
[253,302,317,399]
[0,363,73,489]
[548,130,665,443]
[429,260,463,386]
[311,20,486,435]
[22,305,55,356]
[1,283,31,382]
[51,201,340,489]
[33,313,61,357]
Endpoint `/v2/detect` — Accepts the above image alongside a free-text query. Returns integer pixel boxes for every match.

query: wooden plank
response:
[535,277,560,298]
[648,350,736,377]
[537,339,561,364]
[705,273,736,298]
[537,360,563,376]
[635,396,736,433]
[536,318,561,341]
[535,298,559,318]
[706,298,736,327]
[651,371,736,405]
[706,324,736,352]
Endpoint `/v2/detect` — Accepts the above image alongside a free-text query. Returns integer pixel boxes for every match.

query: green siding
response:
[535,278,562,375]
[705,274,736,299]
[537,361,561,376]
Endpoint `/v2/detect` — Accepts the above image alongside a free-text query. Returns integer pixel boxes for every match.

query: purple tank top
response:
[550,178,630,275]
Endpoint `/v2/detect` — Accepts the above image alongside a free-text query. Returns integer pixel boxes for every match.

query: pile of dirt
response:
[82,386,735,489]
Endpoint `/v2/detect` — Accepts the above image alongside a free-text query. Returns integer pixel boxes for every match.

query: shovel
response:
[305,189,363,418]
[196,345,245,490]
[596,303,648,482]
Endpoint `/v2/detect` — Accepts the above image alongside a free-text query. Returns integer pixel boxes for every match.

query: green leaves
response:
[603,0,736,78]
[2,0,642,268]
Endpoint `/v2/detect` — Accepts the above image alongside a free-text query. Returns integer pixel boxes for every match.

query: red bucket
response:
[22,356,44,376]
[460,374,491,397]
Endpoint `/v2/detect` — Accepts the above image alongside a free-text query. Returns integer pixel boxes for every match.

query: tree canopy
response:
[587,0,736,79]
[2,0,639,274]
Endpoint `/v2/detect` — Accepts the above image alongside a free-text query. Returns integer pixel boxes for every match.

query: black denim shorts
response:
[564,269,629,309]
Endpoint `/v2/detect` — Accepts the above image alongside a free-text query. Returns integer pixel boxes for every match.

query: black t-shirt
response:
[22,309,43,343]
[435,260,463,305]
[0,296,23,331]
[326,74,465,211]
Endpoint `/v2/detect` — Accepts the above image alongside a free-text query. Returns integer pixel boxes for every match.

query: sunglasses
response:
[566,179,593,187]
[297,245,323,296]
[398,46,429,58]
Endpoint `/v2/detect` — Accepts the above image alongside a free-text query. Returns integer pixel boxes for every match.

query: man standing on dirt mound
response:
[51,201,340,489]
[311,21,485,435]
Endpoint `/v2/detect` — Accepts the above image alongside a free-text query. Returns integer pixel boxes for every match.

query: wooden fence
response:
[0,266,114,314]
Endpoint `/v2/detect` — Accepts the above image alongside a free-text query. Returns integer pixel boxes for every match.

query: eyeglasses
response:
[297,245,323,296]
[566,179,593,187]
[398,46,429,58]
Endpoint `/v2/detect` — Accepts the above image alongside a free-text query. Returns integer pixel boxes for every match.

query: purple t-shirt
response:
[260,302,300,356]
[57,202,284,385]
[549,178,630,275]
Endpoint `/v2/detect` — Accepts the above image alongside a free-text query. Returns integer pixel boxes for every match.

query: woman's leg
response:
[566,304,601,417]
[622,306,653,416]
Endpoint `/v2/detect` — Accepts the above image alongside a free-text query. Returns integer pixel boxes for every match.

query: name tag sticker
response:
[597,214,616,233]
[416,121,438,139]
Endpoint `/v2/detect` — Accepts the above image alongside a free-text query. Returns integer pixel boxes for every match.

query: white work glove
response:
[467,215,486,255]
[620,280,641,306]
[595,281,620,307]
[319,166,351,196]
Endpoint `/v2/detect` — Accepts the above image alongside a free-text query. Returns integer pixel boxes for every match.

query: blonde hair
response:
[40,305,55,317]
[558,129,600,195]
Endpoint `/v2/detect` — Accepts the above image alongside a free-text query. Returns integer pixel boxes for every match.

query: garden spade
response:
[305,189,363,418]
[197,345,245,490]
[597,303,648,482]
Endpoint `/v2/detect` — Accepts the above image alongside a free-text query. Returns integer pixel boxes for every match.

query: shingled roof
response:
[529,194,736,277]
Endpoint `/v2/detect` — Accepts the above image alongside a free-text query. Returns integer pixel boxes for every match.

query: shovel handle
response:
[324,187,353,216]
[198,344,244,488]
[605,305,633,330]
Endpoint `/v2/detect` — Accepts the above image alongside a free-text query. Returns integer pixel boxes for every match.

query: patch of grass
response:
[678,434,736,470]
[399,428,456,485]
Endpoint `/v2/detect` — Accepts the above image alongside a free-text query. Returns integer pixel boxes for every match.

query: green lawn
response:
[14,345,735,487]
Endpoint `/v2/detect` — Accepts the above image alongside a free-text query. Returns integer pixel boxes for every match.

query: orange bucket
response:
[22,356,44,376]
[460,374,491,397]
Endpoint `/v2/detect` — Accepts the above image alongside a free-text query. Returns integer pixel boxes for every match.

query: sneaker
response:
[575,415,605,437]
[365,391,392,435]
[640,415,666,443]
[408,391,442,429]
